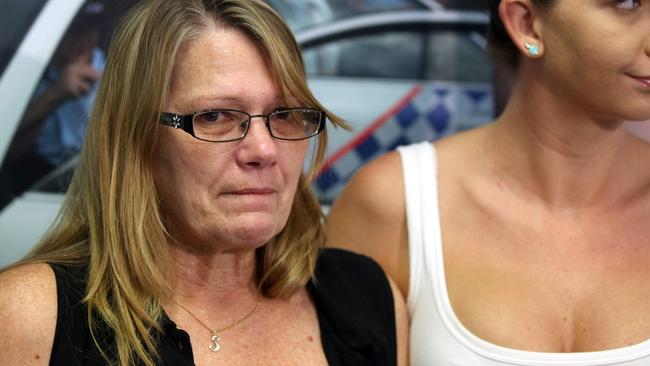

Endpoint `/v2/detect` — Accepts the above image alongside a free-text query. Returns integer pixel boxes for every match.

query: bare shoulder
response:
[326,150,408,290]
[0,263,57,365]
[435,124,487,161]
[330,149,405,222]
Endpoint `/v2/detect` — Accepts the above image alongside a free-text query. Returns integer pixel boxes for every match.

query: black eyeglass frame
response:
[159,108,326,143]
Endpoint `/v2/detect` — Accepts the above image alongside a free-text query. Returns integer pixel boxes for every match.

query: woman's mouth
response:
[226,188,276,195]
[627,73,650,88]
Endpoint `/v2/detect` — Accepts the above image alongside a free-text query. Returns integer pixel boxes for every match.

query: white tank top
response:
[398,141,650,366]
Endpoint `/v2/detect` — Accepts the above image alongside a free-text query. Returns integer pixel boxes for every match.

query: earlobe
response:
[499,0,545,58]
[524,41,541,57]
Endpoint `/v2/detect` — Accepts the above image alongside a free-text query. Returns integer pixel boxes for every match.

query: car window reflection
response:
[0,0,136,209]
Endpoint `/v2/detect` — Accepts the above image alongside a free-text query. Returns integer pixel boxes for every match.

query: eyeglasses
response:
[159,108,325,142]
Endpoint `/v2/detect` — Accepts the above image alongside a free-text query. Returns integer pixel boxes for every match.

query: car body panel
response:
[0,0,493,266]
[312,79,491,201]
[0,192,63,265]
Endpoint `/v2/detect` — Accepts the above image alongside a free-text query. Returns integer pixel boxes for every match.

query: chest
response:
[439,190,650,352]
[174,295,328,366]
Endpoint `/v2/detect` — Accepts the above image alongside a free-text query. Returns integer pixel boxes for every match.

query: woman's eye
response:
[615,0,640,11]
[199,111,220,122]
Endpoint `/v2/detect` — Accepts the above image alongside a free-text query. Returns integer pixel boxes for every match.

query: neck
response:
[486,77,644,211]
[170,245,258,305]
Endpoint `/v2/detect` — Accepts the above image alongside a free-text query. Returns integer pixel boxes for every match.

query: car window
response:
[0,0,137,205]
[435,0,487,11]
[303,28,490,82]
[326,0,429,20]
[303,31,424,79]
[267,0,428,31]
[0,0,47,76]
[425,30,491,82]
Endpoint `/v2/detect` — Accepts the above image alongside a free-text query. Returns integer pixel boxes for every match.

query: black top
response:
[48,248,397,365]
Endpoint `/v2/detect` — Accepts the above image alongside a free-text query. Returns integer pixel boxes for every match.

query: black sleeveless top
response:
[49,248,397,365]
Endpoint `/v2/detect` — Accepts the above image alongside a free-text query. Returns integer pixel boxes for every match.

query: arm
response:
[6,53,101,164]
[0,263,58,365]
[326,151,410,295]
[388,276,409,366]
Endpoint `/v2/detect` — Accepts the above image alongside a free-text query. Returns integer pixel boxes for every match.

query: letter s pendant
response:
[209,332,221,352]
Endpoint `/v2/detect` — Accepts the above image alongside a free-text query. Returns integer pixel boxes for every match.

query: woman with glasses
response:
[0,1,407,365]
[327,0,650,365]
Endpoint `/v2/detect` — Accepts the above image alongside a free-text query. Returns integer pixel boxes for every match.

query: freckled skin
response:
[154,28,309,252]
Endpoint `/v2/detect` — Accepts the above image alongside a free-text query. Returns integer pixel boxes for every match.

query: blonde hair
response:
[6,1,346,365]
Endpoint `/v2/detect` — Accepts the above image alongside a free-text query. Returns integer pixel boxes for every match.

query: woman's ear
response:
[499,0,545,58]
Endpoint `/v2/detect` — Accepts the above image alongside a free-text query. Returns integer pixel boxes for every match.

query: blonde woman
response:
[0,1,407,365]
[328,0,650,365]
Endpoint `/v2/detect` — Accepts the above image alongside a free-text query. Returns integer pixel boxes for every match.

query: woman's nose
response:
[235,116,278,168]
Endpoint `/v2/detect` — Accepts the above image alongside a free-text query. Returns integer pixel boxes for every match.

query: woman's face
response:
[154,28,309,252]
[537,0,650,121]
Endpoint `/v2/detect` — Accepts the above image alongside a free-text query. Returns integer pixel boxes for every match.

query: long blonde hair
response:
[8,1,346,365]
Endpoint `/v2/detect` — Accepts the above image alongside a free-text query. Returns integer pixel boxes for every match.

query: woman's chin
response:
[223,218,285,248]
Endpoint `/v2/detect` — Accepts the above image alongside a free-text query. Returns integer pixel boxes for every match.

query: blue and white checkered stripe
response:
[314,82,493,203]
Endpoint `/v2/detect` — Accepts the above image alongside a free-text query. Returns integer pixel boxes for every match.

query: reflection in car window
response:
[266,0,333,31]
[267,0,428,31]
[0,2,106,199]
[425,31,491,82]
[0,0,137,204]
[303,31,423,79]
[0,0,47,76]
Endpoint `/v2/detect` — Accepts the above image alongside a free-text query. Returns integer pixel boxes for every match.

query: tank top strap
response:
[397,142,440,313]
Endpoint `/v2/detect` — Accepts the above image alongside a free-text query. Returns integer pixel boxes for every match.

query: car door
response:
[0,0,135,267]
[296,14,493,202]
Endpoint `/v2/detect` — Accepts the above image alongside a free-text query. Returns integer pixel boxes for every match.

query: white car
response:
[0,0,493,266]
[284,0,493,202]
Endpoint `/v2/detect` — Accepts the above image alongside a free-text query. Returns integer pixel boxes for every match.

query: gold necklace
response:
[173,294,260,352]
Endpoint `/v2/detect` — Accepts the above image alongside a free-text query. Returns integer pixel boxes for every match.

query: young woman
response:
[327,0,650,364]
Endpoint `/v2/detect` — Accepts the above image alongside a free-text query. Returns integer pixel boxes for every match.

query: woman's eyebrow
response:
[189,95,288,109]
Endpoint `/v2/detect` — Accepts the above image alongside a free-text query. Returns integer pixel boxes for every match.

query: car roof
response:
[293,9,489,46]
[268,0,447,32]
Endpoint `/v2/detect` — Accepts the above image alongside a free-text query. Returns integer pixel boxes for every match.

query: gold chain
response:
[172,293,261,352]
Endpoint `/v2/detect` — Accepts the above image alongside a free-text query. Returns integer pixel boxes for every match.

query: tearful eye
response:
[615,0,640,11]
[200,111,220,122]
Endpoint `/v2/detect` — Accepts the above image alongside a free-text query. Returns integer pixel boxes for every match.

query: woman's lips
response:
[220,188,277,210]
[226,188,276,195]
[627,74,650,88]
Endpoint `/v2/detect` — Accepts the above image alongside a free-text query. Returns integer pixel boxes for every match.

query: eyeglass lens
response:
[192,109,322,142]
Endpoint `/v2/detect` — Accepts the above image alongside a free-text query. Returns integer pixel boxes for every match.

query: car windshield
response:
[434,0,487,10]
[266,0,430,31]
[0,0,47,76]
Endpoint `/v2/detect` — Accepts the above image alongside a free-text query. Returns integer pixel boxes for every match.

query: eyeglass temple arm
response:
[160,112,193,129]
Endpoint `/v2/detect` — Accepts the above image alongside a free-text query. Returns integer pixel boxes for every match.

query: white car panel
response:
[309,77,417,154]
[0,192,63,266]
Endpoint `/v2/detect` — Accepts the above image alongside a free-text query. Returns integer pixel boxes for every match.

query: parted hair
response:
[486,0,554,67]
[6,0,346,365]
